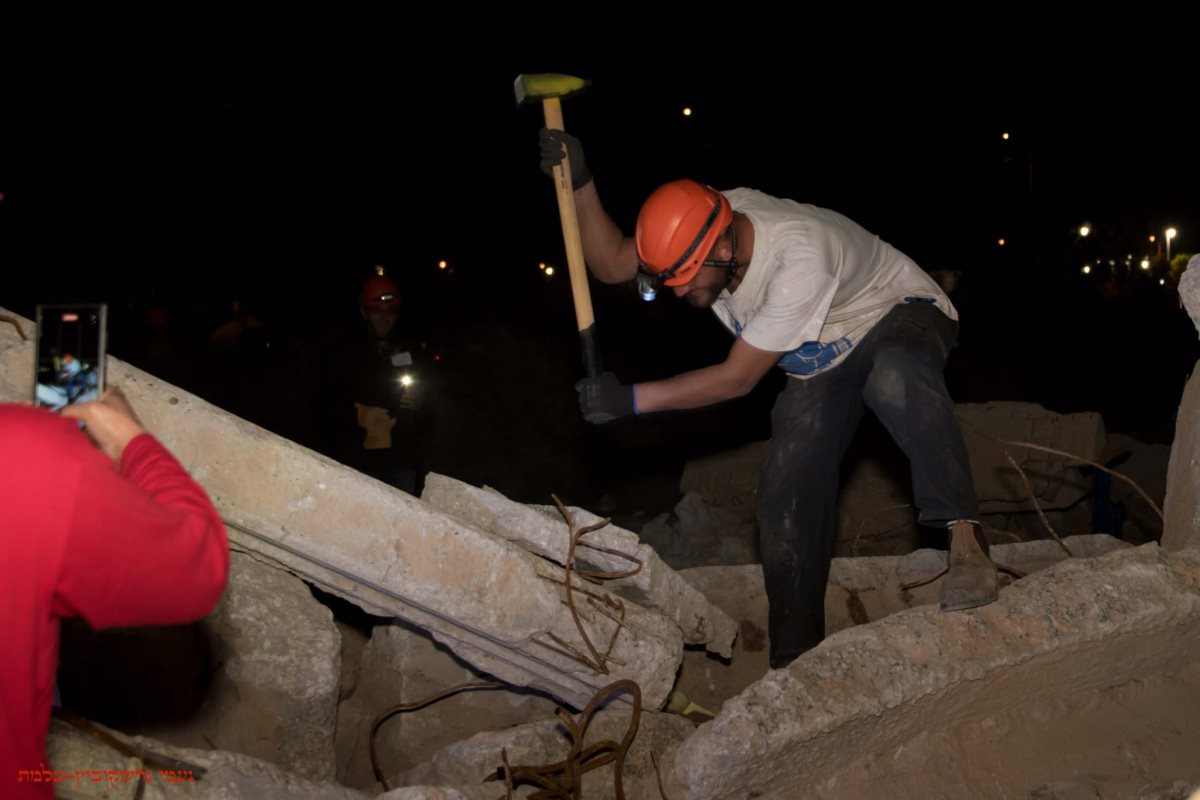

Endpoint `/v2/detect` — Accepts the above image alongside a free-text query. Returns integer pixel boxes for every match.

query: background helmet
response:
[635,180,732,287]
[360,266,402,309]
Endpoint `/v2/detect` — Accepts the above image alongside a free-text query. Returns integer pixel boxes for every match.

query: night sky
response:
[3,33,1196,509]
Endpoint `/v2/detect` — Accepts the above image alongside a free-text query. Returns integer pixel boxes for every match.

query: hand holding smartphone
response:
[33,304,107,412]
[61,387,147,464]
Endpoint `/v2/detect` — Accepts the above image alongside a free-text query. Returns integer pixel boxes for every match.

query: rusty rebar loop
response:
[497,680,642,800]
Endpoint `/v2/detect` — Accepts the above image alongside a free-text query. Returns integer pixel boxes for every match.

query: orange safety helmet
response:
[635,180,733,292]
[360,266,402,309]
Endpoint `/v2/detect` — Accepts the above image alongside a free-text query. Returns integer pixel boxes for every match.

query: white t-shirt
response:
[712,188,956,378]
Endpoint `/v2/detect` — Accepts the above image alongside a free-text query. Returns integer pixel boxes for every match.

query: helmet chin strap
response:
[702,218,739,276]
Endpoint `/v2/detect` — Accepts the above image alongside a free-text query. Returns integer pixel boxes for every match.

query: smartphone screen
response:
[33,304,108,411]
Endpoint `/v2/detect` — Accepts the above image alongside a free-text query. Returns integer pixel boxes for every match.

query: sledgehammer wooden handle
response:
[542,98,602,378]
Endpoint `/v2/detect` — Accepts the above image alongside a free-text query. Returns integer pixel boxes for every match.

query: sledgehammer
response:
[514,72,602,378]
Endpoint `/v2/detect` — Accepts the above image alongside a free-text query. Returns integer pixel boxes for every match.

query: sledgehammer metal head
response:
[513,73,590,106]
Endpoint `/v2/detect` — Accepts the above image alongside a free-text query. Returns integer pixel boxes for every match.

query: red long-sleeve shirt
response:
[0,405,229,798]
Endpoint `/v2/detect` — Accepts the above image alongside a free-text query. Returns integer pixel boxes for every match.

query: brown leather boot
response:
[939,521,999,612]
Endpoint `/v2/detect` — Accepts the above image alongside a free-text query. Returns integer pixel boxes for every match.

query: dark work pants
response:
[756,303,978,668]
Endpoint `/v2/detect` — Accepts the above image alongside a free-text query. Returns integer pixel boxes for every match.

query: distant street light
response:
[1140,259,1151,270]
[1079,225,1090,237]
[1166,228,1178,261]
[1082,265,1092,275]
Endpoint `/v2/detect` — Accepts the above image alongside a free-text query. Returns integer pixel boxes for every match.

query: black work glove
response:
[575,372,635,424]
[539,128,592,189]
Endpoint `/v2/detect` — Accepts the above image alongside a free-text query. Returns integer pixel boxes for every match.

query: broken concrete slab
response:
[396,707,695,800]
[0,309,681,710]
[1164,360,1200,551]
[421,473,736,657]
[474,552,683,710]
[199,550,342,781]
[45,717,369,800]
[665,544,1200,799]
[537,502,738,657]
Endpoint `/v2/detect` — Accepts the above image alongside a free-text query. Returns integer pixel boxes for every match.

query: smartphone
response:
[33,304,108,411]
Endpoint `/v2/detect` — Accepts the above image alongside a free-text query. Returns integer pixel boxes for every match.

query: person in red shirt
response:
[1,389,229,798]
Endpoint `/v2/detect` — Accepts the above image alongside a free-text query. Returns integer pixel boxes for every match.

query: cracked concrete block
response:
[672,535,1133,722]
[667,545,1200,800]
[422,473,736,658]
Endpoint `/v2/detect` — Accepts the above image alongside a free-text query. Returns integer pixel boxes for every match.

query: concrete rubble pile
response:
[5,301,1200,799]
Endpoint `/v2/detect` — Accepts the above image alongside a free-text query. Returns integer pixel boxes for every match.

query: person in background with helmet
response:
[314,266,436,496]
[540,129,996,669]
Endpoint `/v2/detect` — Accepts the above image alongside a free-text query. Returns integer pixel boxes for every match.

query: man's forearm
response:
[634,366,754,413]
[634,339,782,414]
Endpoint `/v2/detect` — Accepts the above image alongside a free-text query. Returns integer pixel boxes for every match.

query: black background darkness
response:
[3,30,1197,511]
